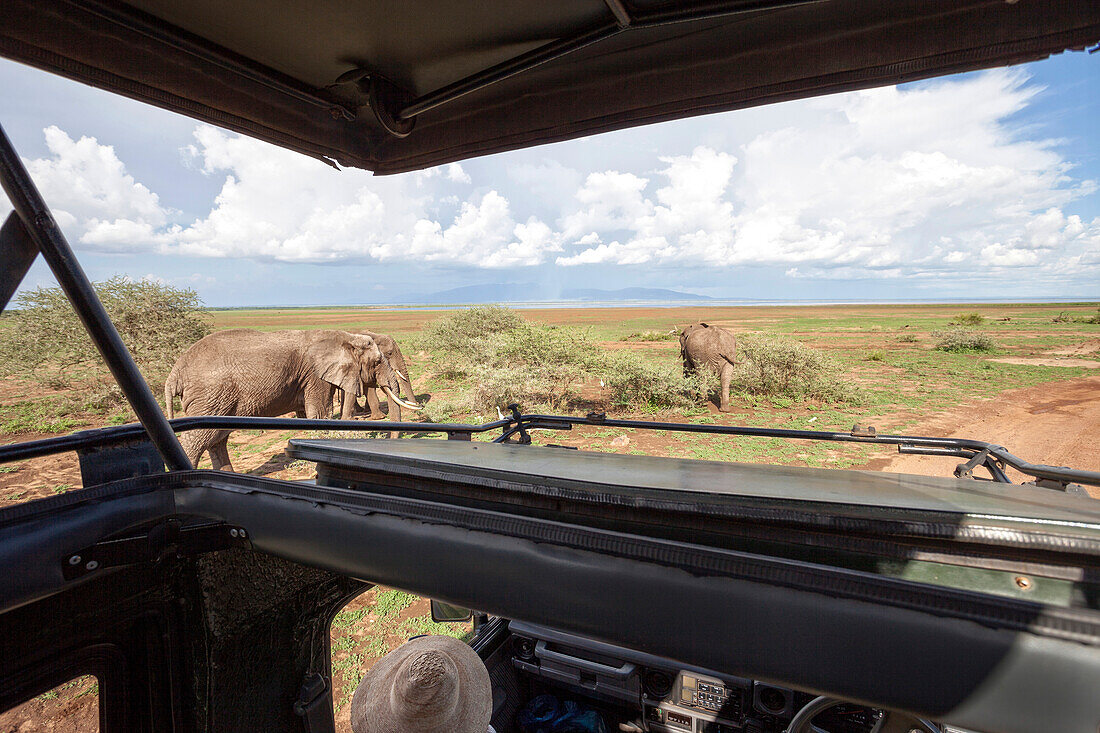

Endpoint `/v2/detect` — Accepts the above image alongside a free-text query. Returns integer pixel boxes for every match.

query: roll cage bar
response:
[2,120,1098,494]
[2,407,1099,491]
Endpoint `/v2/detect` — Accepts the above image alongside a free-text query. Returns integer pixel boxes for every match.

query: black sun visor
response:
[2,0,1098,174]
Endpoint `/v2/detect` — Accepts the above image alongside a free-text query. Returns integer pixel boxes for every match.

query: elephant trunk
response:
[381,373,421,413]
[387,346,417,405]
[395,370,416,405]
[381,358,421,413]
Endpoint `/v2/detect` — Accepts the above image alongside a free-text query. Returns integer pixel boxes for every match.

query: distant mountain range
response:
[415,283,712,303]
[561,287,713,301]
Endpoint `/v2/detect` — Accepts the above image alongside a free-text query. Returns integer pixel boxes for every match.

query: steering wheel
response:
[786,696,941,733]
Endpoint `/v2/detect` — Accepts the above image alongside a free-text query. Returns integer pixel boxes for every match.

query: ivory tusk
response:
[383,386,422,411]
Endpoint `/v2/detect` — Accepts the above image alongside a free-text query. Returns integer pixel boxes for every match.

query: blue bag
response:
[517,694,608,733]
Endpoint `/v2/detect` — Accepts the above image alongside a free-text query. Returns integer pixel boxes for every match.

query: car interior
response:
[2,1,1099,732]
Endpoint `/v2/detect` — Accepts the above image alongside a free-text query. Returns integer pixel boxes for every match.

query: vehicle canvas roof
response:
[3,0,1098,174]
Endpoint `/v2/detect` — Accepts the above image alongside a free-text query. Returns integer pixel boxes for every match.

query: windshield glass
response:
[0,51,1097,512]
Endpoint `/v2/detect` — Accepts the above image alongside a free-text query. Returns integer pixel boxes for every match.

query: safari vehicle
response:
[2,2,1100,732]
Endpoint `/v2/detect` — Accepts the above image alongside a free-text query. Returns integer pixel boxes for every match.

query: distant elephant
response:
[346,329,420,422]
[680,322,737,412]
[164,329,418,471]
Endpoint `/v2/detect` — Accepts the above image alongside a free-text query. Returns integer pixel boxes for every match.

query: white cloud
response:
[413,161,472,186]
[164,132,554,267]
[507,159,584,217]
[562,171,652,240]
[9,67,1098,288]
[380,191,561,267]
[555,69,1100,282]
[15,125,557,267]
[4,126,172,253]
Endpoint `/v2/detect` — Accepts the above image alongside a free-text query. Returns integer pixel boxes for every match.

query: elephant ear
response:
[318,339,368,395]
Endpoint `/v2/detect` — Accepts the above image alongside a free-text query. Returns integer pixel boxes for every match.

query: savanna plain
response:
[2,299,1099,731]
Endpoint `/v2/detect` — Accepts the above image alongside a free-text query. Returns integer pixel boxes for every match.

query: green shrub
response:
[419,306,523,351]
[952,312,985,326]
[1076,308,1100,325]
[865,351,885,362]
[734,335,859,403]
[421,308,601,413]
[421,309,860,414]
[601,353,705,411]
[468,365,566,413]
[500,324,603,370]
[422,307,712,414]
[0,276,209,390]
[896,332,918,343]
[620,330,676,342]
[416,393,470,424]
[933,328,996,353]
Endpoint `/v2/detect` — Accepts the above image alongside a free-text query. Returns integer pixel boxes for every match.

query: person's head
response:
[349,635,492,733]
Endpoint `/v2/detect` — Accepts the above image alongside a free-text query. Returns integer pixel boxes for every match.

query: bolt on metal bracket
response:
[61,518,251,580]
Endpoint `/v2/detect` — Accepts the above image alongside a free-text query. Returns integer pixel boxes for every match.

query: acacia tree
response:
[0,276,210,394]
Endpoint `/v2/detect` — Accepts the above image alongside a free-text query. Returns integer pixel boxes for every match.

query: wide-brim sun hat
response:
[350,634,492,733]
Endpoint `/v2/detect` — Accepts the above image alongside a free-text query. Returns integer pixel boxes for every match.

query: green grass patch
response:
[399,615,474,641]
[0,399,85,435]
[373,588,416,619]
[332,608,368,629]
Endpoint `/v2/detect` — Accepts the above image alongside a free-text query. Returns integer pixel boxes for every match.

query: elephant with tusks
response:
[680,322,738,412]
[343,329,419,422]
[164,329,420,471]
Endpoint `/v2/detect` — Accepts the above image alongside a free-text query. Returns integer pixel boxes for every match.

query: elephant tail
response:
[164,367,181,419]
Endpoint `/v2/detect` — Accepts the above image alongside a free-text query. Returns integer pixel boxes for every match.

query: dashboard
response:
[507,621,888,733]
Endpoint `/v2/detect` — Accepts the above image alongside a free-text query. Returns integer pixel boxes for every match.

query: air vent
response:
[644,669,673,698]
[513,636,536,660]
[754,684,791,716]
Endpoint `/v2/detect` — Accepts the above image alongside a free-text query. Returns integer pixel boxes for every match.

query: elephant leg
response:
[181,432,206,470]
[387,401,401,440]
[718,361,734,412]
[182,428,224,469]
[304,383,338,420]
[209,436,234,472]
[365,388,385,420]
[339,387,358,420]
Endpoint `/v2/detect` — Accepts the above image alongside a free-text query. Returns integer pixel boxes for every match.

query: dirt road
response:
[863,375,1100,495]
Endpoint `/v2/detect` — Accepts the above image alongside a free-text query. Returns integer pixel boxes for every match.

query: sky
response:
[0,51,1098,307]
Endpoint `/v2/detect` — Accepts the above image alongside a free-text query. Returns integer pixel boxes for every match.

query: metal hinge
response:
[62,518,251,579]
[294,673,335,733]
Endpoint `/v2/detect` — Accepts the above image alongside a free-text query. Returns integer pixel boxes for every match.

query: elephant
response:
[345,329,419,422]
[164,329,419,471]
[680,322,737,412]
